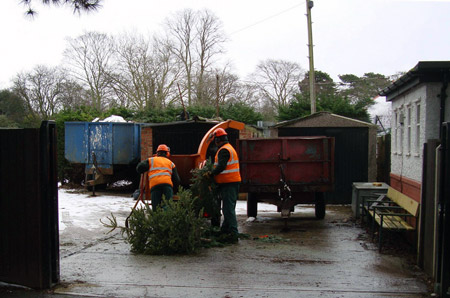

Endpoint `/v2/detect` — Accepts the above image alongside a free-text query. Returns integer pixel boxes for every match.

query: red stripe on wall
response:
[389,173,421,202]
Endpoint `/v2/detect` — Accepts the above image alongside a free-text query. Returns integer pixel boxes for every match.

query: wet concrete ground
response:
[2,203,431,298]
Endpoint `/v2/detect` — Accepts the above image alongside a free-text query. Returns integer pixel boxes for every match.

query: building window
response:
[407,105,411,155]
[393,111,397,153]
[397,110,403,155]
[416,103,421,155]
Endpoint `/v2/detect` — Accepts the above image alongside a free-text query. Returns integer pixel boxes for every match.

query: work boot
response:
[210,226,222,237]
[218,232,239,244]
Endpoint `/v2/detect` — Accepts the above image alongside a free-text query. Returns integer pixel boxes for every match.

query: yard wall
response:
[140,126,153,161]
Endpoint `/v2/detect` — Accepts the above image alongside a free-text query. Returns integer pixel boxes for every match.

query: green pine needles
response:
[126,188,208,255]
[190,159,221,224]
[102,159,231,255]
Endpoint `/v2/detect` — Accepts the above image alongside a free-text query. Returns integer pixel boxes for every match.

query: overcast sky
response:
[1,0,449,89]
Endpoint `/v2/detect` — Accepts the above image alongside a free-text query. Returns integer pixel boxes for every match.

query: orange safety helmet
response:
[214,128,227,137]
[156,144,170,152]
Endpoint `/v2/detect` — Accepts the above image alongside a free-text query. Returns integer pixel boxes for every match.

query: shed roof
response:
[271,111,377,128]
[140,117,221,128]
[379,61,450,101]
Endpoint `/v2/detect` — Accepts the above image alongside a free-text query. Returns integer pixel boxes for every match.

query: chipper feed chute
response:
[194,119,245,168]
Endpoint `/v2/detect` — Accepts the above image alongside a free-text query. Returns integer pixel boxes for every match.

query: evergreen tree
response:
[278,93,370,122]
[0,89,27,127]
[220,102,263,125]
[338,72,391,107]
[278,70,387,123]
[21,0,101,16]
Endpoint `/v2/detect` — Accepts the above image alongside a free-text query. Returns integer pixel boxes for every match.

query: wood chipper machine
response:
[127,119,245,224]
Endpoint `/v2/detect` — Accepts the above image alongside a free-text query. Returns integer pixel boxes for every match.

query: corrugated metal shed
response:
[272,111,377,129]
[271,112,378,204]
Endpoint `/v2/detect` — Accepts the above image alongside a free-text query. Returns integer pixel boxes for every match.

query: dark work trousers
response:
[217,182,240,235]
[150,184,173,210]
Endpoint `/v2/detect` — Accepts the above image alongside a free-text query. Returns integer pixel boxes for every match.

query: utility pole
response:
[306,0,316,114]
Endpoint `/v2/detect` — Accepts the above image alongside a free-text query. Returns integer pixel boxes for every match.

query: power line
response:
[230,3,303,36]
[239,79,389,86]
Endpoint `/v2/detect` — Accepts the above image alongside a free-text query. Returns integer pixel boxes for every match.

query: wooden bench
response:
[363,187,420,252]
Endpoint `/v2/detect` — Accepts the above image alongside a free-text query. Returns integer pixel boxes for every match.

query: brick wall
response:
[240,125,262,139]
[140,126,153,161]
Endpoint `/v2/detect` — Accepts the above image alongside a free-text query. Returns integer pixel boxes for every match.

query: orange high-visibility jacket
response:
[147,156,175,189]
[214,143,241,184]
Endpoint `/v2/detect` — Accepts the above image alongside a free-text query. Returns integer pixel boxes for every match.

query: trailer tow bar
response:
[278,165,292,230]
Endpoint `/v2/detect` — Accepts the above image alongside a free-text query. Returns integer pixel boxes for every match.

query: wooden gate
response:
[376,134,391,183]
[0,121,59,289]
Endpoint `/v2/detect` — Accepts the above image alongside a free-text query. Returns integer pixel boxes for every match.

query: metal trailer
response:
[237,136,335,219]
[65,121,141,188]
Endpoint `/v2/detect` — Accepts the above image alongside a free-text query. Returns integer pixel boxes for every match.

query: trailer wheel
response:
[315,192,326,219]
[247,193,258,217]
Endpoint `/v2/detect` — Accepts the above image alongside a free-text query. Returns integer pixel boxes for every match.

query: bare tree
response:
[64,31,115,111]
[12,65,67,119]
[164,9,195,105]
[251,59,304,109]
[230,81,260,106]
[194,10,226,105]
[199,67,240,107]
[110,34,154,109]
[58,79,91,109]
[214,70,238,105]
[163,9,227,106]
[111,33,180,110]
[153,36,183,106]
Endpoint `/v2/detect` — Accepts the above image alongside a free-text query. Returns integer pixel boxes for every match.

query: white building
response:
[380,61,450,203]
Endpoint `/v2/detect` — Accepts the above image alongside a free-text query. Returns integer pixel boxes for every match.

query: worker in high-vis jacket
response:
[136,144,180,210]
[210,128,241,243]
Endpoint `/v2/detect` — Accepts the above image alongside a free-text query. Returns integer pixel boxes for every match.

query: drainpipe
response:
[436,72,448,296]
[439,72,448,139]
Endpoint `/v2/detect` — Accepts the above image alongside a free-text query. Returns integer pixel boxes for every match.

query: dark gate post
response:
[420,140,440,276]
[39,121,60,286]
[438,123,450,298]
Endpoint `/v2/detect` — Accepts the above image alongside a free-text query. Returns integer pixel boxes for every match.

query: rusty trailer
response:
[237,136,335,219]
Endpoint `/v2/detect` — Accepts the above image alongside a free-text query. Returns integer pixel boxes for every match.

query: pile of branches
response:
[189,159,220,226]
[103,160,236,255]
[125,188,208,255]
